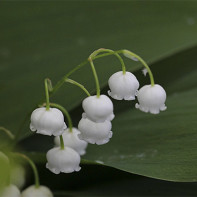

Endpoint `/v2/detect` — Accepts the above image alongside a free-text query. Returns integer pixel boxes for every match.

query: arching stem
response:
[65,78,90,97]
[15,153,40,188]
[90,48,126,74]
[44,78,50,110]
[0,127,15,140]
[122,50,155,86]
[88,58,100,98]
[60,135,65,150]
[49,103,73,132]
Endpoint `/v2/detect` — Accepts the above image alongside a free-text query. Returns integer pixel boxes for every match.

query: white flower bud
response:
[46,147,81,174]
[142,68,148,76]
[30,107,67,136]
[135,84,167,114]
[21,185,53,197]
[0,185,21,197]
[82,95,114,123]
[123,50,139,61]
[54,128,88,156]
[78,118,112,145]
[10,164,25,189]
[108,71,139,100]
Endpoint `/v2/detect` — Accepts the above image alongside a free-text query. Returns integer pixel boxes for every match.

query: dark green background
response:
[1,1,197,196]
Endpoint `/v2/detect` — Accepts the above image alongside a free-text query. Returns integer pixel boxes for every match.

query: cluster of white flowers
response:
[28,49,167,182]
[30,107,86,174]
[78,95,114,145]
[0,184,53,197]
[77,70,166,147]
[0,152,53,197]
[0,49,167,197]
[108,71,167,114]
[29,72,166,176]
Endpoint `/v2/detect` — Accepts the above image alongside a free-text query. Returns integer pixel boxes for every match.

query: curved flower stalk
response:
[0,127,15,140]
[10,163,25,189]
[14,153,40,189]
[122,49,155,86]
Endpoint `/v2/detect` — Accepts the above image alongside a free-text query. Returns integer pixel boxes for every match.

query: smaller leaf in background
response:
[0,152,9,190]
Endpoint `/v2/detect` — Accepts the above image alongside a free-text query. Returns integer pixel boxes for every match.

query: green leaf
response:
[22,153,197,196]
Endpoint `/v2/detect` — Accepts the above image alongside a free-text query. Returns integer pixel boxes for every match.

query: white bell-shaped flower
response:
[21,185,53,197]
[54,128,88,156]
[46,147,81,174]
[0,185,21,197]
[82,95,114,123]
[108,71,139,100]
[78,118,112,145]
[135,84,167,114]
[10,164,25,189]
[30,107,67,136]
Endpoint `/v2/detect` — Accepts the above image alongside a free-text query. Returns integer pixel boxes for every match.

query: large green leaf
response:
[23,155,197,196]
[21,46,197,182]
[1,1,197,139]
[84,88,197,182]
[81,46,197,182]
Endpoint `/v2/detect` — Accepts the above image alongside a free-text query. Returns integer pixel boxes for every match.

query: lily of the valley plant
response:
[0,48,166,196]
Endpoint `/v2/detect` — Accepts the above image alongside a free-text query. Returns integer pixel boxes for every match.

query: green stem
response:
[122,49,155,86]
[51,60,89,96]
[89,48,105,58]
[50,51,123,97]
[93,51,122,60]
[88,58,100,98]
[65,78,90,97]
[0,127,15,140]
[46,78,53,92]
[44,79,50,110]
[90,48,126,74]
[59,135,64,150]
[15,153,40,188]
[49,103,73,132]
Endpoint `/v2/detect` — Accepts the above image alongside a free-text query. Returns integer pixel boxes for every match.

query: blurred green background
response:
[1,1,197,196]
